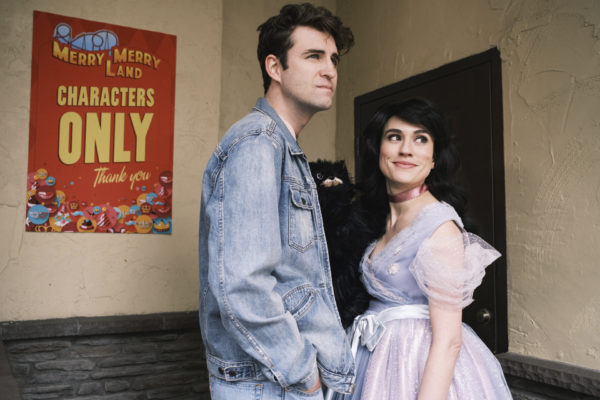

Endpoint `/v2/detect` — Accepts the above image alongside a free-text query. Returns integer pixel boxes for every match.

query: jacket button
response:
[228,370,237,377]
[218,367,224,374]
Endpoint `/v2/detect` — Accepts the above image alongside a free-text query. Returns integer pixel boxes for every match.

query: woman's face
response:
[379,116,435,194]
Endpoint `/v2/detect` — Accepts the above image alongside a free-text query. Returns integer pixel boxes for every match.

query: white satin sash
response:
[325,304,430,400]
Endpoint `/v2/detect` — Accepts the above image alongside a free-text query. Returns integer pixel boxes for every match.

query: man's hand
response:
[302,374,322,394]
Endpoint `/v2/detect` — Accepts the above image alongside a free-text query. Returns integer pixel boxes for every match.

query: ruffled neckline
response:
[367,201,448,265]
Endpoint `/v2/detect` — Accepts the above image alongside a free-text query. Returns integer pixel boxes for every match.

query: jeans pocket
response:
[282,284,316,320]
[289,185,315,252]
[209,375,263,400]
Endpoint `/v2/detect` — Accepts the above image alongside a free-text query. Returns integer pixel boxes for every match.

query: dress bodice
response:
[333,202,510,400]
[360,202,463,312]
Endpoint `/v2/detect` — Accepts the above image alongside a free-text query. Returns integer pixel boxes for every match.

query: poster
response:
[26,11,176,233]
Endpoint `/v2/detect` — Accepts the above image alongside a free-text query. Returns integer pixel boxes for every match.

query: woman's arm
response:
[417,302,462,399]
[417,221,465,400]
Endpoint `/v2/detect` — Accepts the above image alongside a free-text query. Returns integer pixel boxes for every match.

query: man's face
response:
[278,26,339,113]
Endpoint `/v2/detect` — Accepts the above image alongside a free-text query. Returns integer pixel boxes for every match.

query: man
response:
[198,3,355,399]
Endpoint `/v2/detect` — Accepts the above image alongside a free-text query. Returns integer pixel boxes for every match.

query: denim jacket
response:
[198,98,355,393]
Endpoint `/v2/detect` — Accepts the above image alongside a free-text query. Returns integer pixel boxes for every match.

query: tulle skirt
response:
[332,318,512,400]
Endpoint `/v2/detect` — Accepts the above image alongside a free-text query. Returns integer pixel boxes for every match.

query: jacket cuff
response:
[286,363,319,392]
[320,365,356,394]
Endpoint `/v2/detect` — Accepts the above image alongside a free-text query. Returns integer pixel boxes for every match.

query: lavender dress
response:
[332,202,512,400]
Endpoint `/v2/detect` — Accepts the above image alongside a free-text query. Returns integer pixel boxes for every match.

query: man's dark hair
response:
[257,3,354,93]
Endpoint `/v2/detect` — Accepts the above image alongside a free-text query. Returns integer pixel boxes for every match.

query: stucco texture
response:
[336,0,600,369]
[1,0,598,373]
[0,0,222,320]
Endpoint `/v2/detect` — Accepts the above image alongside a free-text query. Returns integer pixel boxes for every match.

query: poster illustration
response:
[26,11,176,233]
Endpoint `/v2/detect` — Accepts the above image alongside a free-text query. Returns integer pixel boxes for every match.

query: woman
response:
[331,99,512,399]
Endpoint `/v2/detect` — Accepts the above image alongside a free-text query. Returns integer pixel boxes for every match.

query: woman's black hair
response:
[333,98,470,326]
[358,98,468,237]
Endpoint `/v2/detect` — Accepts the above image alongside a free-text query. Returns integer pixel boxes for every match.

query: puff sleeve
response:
[408,231,500,309]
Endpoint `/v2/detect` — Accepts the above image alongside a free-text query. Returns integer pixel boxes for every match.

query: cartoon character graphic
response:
[54,23,118,53]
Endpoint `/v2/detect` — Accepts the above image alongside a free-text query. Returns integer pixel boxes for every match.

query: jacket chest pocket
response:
[288,185,315,252]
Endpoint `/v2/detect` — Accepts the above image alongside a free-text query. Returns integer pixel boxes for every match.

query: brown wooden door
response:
[354,48,507,352]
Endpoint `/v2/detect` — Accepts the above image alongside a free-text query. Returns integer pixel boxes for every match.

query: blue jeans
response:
[209,375,324,400]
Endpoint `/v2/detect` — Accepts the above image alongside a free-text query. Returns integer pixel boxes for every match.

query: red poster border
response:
[26,11,176,234]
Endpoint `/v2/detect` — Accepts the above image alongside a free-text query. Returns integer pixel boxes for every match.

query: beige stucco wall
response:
[2,0,597,373]
[220,0,337,160]
[0,0,222,320]
[336,0,600,369]
[0,0,339,323]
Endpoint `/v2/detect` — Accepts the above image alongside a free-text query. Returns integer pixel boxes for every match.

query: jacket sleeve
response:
[206,134,319,391]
